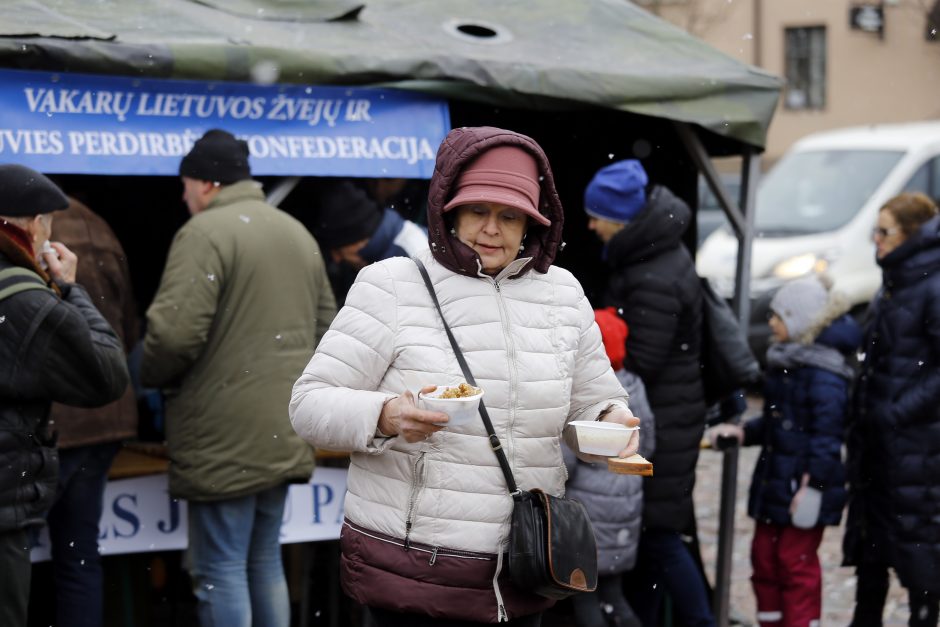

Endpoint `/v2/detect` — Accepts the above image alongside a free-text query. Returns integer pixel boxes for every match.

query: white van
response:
[696,121,940,353]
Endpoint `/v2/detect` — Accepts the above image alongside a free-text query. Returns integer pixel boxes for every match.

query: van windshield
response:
[755,149,904,235]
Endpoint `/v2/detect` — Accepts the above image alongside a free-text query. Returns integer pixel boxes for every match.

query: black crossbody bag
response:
[413,258,598,600]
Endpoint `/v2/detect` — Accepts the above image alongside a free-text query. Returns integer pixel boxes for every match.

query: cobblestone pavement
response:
[694,396,912,627]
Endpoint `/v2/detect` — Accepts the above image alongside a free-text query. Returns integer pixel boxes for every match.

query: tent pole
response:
[672,124,746,239]
[713,150,758,627]
[673,122,758,627]
[733,152,757,326]
[266,176,301,207]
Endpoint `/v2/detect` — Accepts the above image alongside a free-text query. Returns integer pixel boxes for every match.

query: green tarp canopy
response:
[0,0,781,151]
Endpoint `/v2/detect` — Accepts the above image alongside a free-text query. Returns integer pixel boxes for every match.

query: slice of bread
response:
[607,454,653,476]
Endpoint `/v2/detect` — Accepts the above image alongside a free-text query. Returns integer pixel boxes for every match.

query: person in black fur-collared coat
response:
[584,159,712,627]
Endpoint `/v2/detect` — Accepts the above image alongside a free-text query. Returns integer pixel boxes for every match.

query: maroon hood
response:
[427,126,565,277]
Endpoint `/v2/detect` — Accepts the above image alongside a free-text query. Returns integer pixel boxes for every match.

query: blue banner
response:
[0,69,450,178]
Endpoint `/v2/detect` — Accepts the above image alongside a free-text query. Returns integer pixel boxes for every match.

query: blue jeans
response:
[187,483,291,627]
[631,529,716,627]
[46,441,121,627]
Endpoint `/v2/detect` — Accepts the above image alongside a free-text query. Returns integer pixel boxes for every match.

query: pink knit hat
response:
[442,145,551,226]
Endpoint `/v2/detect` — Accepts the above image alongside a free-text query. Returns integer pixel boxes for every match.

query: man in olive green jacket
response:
[142,129,336,627]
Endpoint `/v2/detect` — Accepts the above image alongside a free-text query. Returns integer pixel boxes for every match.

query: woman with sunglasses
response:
[844,192,940,627]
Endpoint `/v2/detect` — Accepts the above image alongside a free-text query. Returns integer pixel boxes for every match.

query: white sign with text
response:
[31,467,348,562]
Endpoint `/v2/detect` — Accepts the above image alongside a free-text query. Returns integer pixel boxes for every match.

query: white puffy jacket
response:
[290,251,629,555]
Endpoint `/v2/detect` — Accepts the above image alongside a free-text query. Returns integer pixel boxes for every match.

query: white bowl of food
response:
[418,383,484,427]
[568,420,639,457]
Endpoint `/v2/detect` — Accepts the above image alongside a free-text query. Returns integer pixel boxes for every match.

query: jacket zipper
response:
[492,275,518,623]
[493,548,509,622]
[492,279,518,469]
[403,452,426,550]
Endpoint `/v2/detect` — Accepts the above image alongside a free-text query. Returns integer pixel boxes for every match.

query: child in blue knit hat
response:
[707,276,861,627]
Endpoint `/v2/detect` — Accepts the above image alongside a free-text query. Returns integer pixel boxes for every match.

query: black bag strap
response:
[412,257,520,496]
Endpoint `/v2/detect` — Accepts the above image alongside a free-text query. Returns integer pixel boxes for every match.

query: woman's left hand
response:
[377,386,448,443]
[579,407,640,463]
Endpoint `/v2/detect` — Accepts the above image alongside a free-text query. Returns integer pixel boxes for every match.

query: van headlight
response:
[771,253,830,279]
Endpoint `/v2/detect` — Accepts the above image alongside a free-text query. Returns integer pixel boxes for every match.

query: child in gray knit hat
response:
[707,276,861,626]
[768,276,831,343]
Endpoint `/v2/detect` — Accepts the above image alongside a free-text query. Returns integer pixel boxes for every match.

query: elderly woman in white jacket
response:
[290,126,639,627]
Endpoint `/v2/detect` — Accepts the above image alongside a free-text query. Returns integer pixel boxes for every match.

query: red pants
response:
[751,521,825,627]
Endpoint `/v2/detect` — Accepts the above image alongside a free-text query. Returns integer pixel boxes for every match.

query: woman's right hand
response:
[377,386,449,443]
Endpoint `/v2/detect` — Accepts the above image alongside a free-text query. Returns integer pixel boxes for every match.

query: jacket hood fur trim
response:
[427,127,565,278]
[795,290,851,345]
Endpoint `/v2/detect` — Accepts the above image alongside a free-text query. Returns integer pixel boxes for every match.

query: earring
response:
[449,227,456,235]
[519,244,525,252]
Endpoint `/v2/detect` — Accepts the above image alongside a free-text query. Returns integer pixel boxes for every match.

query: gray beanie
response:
[770,277,828,340]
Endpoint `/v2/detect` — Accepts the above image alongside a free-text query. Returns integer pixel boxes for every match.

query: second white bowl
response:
[569,420,639,456]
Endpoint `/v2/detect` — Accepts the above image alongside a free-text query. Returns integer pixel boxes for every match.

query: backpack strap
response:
[0,266,53,302]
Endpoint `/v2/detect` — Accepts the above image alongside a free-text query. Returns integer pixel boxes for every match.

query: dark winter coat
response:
[563,369,655,574]
[0,230,129,533]
[47,198,139,449]
[358,208,428,263]
[844,214,940,595]
[743,307,860,527]
[603,185,706,532]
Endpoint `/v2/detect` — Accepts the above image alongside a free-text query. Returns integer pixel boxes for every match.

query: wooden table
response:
[107,443,350,480]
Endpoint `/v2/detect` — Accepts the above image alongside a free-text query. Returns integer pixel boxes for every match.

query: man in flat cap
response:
[0,164,130,627]
[142,129,336,627]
